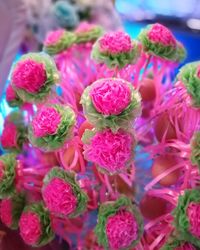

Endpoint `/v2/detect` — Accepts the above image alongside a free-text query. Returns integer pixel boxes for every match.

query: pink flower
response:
[175,243,196,250]
[44,29,65,46]
[0,161,4,181]
[106,210,138,249]
[19,212,42,245]
[197,66,200,78]
[75,22,95,33]
[12,59,47,94]
[85,129,133,173]
[187,202,200,238]
[148,23,176,47]
[1,122,18,148]
[32,107,61,137]
[6,85,17,102]
[90,79,131,115]
[42,178,77,216]
[99,31,133,54]
[0,199,13,227]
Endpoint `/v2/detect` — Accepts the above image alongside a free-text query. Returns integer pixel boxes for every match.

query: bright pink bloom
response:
[99,31,133,54]
[90,79,131,115]
[12,59,47,94]
[86,129,133,173]
[175,243,196,250]
[42,178,77,216]
[0,199,12,227]
[1,122,18,148]
[197,66,200,78]
[0,161,4,180]
[6,85,17,102]
[106,210,138,249]
[187,202,200,238]
[19,212,42,245]
[32,107,61,137]
[76,22,95,33]
[148,23,176,47]
[44,29,65,46]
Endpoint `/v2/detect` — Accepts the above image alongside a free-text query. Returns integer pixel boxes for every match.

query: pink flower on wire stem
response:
[196,66,200,78]
[106,210,138,249]
[0,199,13,227]
[187,202,200,239]
[90,79,131,115]
[6,85,17,102]
[19,212,42,245]
[32,107,61,138]
[1,123,18,148]
[12,59,47,94]
[44,29,65,46]
[86,129,133,173]
[148,23,176,47]
[99,31,133,54]
[75,22,95,33]
[42,177,77,216]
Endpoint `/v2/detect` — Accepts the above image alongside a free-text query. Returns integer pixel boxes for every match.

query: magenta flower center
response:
[6,85,17,102]
[90,79,131,115]
[32,107,61,137]
[12,59,47,94]
[87,129,133,173]
[99,31,133,54]
[44,29,65,46]
[42,177,77,216]
[76,22,95,33]
[196,66,200,78]
[106,210,138,249]
[19,212,42,245]
[0,199,12,227]
[187,202,200,238]
[1,122,18,148]
[148,23,176,47]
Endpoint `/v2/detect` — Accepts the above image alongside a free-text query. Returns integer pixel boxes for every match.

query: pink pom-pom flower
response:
[81,78,141,131]
[0,193,25,229]
[83,128,135,174]
[90,78,131,115]
[1,120,26,152]
[1,123,18,149]
[32,106,61,138]
[187,202,200,239]
[75,21,96,33]
[106,210,138,249]
[6,84,17,102]
[0,198,12,227]
[11,53,59,103]
[19,211,42,245]
[147,23,176,47]
[99,31,133,54]
[173,189,200,248]
[19,203,54,247]
[6,84,23,108]
[44,29,65,46]
[42,177,77,216]
[29,104,75,152]
[12,59,47,94]
[95,196,143,249]
[42,167,88,218]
